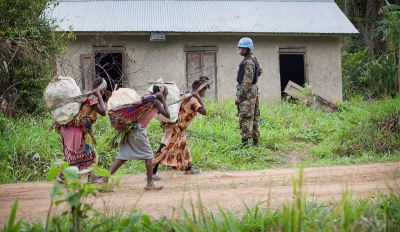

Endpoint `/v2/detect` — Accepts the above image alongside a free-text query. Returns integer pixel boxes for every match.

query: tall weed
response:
[1,97,400,183]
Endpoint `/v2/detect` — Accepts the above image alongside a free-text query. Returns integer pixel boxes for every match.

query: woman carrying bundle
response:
[57,77,107,183]
[152,76,209,179]
[96,84,170,190]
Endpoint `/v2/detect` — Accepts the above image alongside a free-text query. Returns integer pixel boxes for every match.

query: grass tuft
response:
[1,97,400,183]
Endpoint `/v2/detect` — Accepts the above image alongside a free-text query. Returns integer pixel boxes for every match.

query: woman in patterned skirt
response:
[152,76,209,179]
[57,77,107,183]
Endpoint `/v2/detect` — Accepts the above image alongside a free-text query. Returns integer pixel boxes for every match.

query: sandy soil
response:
[0,162,399,226]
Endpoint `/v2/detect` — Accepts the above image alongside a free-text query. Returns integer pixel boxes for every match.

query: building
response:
[48,0,358,103]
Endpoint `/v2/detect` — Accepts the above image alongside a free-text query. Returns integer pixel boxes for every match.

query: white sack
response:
[147,83,181,123]
[107,88,141,111]
[43,76,82,124]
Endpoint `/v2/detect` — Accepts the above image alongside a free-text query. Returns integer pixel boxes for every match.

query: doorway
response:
[278,47,307,97]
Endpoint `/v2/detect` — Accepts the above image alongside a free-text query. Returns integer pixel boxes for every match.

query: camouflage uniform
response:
[236,52,262,140]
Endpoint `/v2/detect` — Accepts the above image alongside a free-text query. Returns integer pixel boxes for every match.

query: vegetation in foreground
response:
[4,166,400,232]
[1,96,400,184]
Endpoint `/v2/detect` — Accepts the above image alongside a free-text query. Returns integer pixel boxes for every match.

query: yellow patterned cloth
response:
[80,94,100,151]
[153,97,202,171]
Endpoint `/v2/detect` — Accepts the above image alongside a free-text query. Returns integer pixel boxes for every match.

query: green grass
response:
[4,168,400,231]
[1,96,400,183]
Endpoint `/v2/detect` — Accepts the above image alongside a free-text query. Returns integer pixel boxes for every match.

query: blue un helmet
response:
[238,37,254,50]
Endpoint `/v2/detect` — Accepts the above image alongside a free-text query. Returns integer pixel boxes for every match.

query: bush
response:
[0,0,75,117]
[342,48,398,100]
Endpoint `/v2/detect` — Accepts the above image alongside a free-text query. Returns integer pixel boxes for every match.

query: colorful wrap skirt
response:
[152,123,192,171]
[57,125,96,182]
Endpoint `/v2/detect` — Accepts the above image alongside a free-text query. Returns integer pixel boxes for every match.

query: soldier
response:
[235,37,263,147]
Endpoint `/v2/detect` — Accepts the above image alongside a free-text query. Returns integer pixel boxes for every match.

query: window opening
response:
[94,52,123,100]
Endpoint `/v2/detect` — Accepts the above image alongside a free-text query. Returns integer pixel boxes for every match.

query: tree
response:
[335,0,400,55]
[0,0,74,117]
[376,2,400,93]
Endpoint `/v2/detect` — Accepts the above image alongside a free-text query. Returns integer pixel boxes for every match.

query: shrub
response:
[0,0,75,117]
[342,48,398,100]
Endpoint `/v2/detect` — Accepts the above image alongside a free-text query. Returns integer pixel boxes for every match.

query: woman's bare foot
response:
[185,168,201,174]
[144,183,163,191]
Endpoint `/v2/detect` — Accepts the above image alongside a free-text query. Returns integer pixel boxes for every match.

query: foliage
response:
[4,198,21,232]
[0,0,75,117]
[335,0,394,55]
[3,168,400,231]
[45,162,111,232]
[376,11,400,52]
[311,96,400,159]
[342,48,398,100]
[2,98,400,184]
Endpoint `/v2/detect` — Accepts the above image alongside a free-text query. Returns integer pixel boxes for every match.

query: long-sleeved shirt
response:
[236,54,263,100]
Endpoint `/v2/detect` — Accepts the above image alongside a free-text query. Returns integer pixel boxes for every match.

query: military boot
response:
[240,138,249,148]
[252,138,258,147]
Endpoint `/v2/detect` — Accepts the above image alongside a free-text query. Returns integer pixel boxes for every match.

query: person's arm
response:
[235,59,255,105]
[154,92,170,119]
[191,91,207,115]
[258,66,263,76]
[92,90,106,116]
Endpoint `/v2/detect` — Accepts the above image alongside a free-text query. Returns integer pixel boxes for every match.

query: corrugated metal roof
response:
[47,0,358,35]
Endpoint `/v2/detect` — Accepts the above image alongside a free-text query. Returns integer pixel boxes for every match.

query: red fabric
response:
[108,102,155,131]
[59,125,96,170]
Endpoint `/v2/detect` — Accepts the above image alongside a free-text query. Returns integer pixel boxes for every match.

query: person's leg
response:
[153,162,160,175]
[94,159,127,185]
[109,159,127,175]
[93,159,127,185]
[252,95,260,146]
[145,158,163,190]
[239,101,249,142]
[87,172,95,183]
[153,143,166,175]
[239,99,255,146]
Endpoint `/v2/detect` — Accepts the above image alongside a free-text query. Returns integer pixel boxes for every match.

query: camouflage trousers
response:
[238,95,260,140]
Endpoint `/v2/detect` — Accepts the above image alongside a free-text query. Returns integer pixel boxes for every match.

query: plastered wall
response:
[59,34,342,104]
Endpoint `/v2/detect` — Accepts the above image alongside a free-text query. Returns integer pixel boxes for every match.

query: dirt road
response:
[1,162,399,226]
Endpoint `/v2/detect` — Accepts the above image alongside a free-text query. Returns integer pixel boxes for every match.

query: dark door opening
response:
[279,54,305,97]
[95,52,123,100]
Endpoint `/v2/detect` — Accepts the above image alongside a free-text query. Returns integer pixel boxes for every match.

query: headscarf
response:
[196,76,210,91]
[97,78,107,91]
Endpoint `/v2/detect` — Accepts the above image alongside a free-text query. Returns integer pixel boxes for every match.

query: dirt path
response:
[1,162,399,226]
